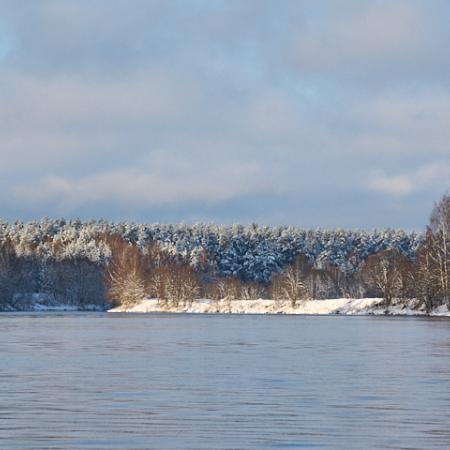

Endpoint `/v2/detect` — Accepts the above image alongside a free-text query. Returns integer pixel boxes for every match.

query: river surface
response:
[0,313,450,449]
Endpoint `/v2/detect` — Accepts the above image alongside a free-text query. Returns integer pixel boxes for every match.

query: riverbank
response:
[2,296,449,316]
[0,293,106,312]
[109,298,450,316]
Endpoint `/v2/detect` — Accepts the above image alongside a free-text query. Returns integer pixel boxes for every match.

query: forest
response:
[0,195,449,313]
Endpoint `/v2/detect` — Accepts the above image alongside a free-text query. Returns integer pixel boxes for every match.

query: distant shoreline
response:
[2,297,449,317]
[110,298,450,317]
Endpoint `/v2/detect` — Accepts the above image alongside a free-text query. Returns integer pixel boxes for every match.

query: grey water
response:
[0,314,450,450]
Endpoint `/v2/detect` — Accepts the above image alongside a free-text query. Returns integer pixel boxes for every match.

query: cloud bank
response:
[0,0,449,228]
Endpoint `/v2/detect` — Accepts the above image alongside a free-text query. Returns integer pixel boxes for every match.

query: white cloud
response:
[332,89,450,159]
[0,0,449,227]
[10,154,266,214]
[288,0,434,77]
[367,173,415,197]
[366,163,450,197]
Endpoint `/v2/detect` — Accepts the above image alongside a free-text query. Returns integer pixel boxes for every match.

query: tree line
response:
[0,195,448,312]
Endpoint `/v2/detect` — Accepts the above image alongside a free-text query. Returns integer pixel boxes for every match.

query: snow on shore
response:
[109,298,450,316]
[5,293,448,316]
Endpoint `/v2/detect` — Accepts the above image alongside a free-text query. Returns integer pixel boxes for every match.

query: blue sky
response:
[0,0,449,229]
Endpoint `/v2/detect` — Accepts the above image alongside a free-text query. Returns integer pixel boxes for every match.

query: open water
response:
[0,312,449,449]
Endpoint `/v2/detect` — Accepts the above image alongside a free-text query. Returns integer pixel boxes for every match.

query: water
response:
[0,313,450,449]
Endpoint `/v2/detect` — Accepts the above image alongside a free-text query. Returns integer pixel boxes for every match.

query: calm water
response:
[0,313,450,449]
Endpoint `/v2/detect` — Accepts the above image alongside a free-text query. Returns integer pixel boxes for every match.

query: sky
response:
[0,0,449,229]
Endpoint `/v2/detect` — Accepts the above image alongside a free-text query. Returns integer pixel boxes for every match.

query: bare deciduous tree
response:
[271,255,312,307]
[239,281,265,300]
[150,263,200,307]
[104,235,149,307]
[427,194,450,307]
[360,249,411,305]
[415,234,442,313]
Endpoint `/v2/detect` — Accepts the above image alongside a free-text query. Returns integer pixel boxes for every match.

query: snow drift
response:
[109,298,450,316]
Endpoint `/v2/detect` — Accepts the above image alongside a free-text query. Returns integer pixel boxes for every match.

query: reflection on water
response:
[0,313,450,449]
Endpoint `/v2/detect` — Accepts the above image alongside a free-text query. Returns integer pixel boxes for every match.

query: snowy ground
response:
[109,298,450,316]
[4,293,449,316]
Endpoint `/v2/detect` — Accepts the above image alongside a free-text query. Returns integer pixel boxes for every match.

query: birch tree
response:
[427,194,450,307]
